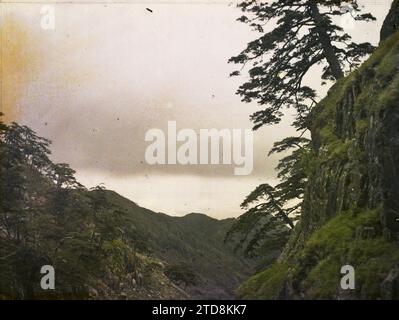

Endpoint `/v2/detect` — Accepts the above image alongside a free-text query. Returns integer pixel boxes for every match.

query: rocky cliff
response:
[237,7,399,299]
[381,0,399,43]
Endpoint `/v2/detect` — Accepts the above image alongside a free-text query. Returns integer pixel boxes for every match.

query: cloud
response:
[12,4,292,179]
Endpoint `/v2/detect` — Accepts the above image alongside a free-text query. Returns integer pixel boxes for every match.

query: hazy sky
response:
[0,0,392,218]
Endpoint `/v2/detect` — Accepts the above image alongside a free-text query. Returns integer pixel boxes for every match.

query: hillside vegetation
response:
[0,118,260,299]
[236,29,399,300]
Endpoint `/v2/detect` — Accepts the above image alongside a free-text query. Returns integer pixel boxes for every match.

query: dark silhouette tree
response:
[49,163,82,190]
[229,0,376,130]
[241,183,295,229]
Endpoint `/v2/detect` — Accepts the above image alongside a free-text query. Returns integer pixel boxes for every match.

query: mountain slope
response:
[102,190,254,299]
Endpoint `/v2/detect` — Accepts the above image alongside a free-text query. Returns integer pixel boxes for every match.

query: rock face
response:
[380,0,399,43]
[299,34,399,242]
[237,26,399,299]
[283,30,399,299]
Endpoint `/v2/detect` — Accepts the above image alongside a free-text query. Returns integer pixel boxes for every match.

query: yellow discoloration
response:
[0,14,42,122]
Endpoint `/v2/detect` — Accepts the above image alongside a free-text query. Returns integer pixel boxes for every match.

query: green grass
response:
[236,263,289,299]
[312,31,399,147]
[239,209,399,299]
[293,209,399,299]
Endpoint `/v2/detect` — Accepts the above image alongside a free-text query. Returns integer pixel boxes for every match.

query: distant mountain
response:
[101,190,254,299]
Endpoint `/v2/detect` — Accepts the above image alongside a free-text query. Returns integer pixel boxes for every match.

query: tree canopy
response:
[229,0,375,130]
[0,114,138,298]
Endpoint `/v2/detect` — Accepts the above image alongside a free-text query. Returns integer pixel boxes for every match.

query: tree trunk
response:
[309,1,344,80]
[276,206,295,229]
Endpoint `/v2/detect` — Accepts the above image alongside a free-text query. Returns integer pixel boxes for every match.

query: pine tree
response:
[241,183,295,228]
[229,0,376,130]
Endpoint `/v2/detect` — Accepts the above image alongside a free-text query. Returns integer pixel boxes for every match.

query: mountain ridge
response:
[97,188,254,299]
